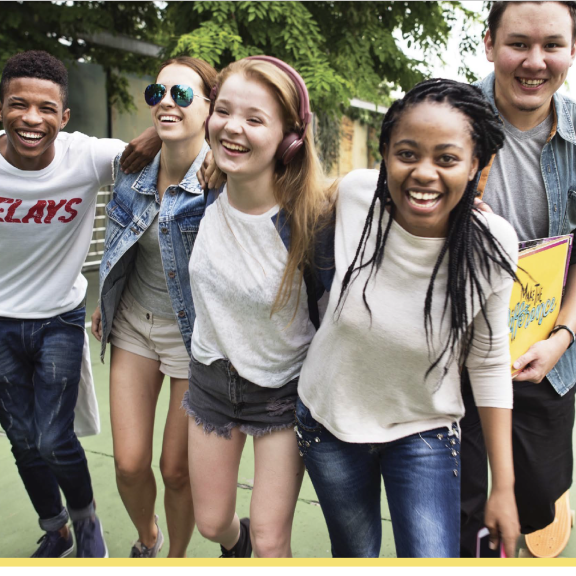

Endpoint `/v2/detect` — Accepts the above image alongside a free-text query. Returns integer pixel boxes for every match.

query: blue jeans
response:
[0,306,94,531]
[295,398,461,558]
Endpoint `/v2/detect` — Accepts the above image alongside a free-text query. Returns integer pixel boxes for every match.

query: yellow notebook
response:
[509,235,573,377]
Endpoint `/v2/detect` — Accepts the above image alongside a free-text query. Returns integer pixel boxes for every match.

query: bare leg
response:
[110,346,163,549]
[250,428,304,558]
[188,419,246,550]
[160,377,194,557]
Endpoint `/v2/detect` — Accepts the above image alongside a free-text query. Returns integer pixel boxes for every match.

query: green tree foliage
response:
[0,1,482,166]
[166,1,481,115]
[1,1,480,115]
[165,1,481,169]
[0,1,163,111]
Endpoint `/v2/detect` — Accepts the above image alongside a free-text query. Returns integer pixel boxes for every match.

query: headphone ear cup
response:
[276,132,303,165]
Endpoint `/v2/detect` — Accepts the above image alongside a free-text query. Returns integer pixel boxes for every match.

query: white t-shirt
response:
[0,131,125,318]
[190,188,316,388]
[298,169,518,443]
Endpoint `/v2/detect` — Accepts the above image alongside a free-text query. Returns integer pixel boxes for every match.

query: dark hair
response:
[488,1,576,41]
[0,51,68,108]
[337,78,517,387]
[157,56,217,98]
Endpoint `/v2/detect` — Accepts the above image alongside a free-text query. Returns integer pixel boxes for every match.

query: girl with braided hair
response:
[295,78,520,557]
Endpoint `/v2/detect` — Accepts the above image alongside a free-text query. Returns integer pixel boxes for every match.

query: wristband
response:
[549,325,576,349]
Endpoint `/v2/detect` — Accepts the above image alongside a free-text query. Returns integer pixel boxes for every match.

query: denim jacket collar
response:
[554,91,576,145]
[479,72,576,146]
[131,141,210,196]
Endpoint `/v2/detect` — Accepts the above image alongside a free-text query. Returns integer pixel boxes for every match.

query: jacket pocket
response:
[104,198,133,250]
[176,215,202,258]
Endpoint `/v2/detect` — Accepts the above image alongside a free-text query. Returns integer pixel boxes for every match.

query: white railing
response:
[83,187,111,271]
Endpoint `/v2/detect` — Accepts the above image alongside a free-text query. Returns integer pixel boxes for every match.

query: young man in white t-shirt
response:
[0,50,158,558]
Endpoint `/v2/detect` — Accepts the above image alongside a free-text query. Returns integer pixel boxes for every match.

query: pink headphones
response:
[205,55,313,165]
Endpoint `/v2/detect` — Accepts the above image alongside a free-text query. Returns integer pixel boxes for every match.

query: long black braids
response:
[336,78,518,388]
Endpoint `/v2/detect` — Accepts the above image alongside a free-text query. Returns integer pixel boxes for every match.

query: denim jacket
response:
[98,142,210,361]
[478,73,576,395]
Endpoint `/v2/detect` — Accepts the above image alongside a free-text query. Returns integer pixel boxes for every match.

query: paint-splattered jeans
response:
[295,398,460,558]
[0,306,94,531]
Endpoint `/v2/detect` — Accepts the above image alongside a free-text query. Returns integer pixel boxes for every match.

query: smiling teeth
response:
[223,142,249,152]
[160,116,180,122]
[17,131,43,139]
[519,78,546,87]
[408,190,441,201]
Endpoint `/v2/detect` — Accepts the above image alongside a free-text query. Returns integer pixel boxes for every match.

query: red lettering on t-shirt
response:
[44,199,67,224]
[5,199,22,223]
[0,197,14,222]
[58,198,82,223]
[22,200,47,224]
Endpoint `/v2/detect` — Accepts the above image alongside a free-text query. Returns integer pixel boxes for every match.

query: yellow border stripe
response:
[1,559,576,567]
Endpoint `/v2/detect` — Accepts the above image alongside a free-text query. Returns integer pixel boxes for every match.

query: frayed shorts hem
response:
[181,391,295,439]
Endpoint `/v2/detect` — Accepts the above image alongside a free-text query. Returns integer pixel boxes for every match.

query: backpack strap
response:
[273,209,322,329]
[272,209,335,330]
[303,264,320,330]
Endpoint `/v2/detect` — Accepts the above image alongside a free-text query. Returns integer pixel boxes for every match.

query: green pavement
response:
[1,270,575,558]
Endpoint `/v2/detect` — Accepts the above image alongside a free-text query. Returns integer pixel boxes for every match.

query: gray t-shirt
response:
[126,213,175,319]
[483,113,552,242]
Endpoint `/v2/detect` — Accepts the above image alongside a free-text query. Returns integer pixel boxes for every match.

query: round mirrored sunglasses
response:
[144,84,211,108]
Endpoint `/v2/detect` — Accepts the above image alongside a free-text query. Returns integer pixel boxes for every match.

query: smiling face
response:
[485,1,576,128]
[0,77,69,171]
[382,101,479,239]
[208,73,285,184]
[150,64,210,146]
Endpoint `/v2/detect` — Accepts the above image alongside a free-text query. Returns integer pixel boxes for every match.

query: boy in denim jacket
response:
[461,1,576,556]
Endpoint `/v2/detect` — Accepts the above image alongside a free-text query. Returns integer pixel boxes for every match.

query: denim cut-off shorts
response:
[182,355,298,439]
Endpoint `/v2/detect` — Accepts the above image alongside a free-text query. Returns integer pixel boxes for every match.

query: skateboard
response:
[523,490,574,558]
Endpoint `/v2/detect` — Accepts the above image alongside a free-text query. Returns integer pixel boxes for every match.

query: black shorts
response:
[182,355,298,439]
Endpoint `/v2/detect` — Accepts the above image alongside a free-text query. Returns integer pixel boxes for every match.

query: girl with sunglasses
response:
[91,56,217,558]
[295,79,521,558]
[182,56,333,558]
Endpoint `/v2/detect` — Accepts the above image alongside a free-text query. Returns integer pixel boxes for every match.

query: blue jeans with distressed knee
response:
[0,306,94,531]
[295,398,461,558]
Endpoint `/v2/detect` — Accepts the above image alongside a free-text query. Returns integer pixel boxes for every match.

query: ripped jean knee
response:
[0,309,93,516]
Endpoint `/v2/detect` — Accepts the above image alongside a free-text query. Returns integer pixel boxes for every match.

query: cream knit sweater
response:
[298,169,518,443]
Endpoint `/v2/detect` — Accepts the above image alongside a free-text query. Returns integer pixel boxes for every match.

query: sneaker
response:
[31,529,74,558]
[220,517,252,558]
[129,515,164,558]
[73,515,108,558]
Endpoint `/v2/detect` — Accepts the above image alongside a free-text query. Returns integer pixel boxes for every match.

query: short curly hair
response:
[0,51,68,108]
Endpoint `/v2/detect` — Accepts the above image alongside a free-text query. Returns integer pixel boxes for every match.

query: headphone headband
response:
[245,55,313,138]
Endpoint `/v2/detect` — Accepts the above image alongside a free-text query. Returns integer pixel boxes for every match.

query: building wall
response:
[328,115,375,179]
[66,62,109,138]
[110,74,156,141]
[66,62,154,142]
